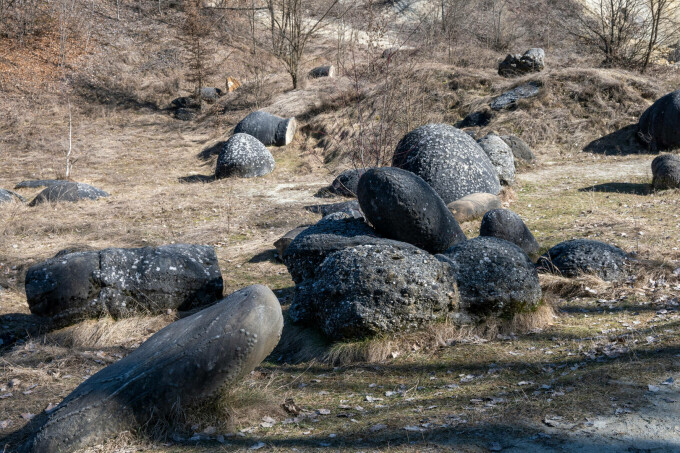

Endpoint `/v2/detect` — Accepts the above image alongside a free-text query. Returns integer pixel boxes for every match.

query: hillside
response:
[2,0,680,452]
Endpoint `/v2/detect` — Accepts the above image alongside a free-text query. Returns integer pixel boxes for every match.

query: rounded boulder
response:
[638,90,680,151]
[479,209,540,258]
[652,154,680,190]
[536,239,632,282]
[215,133,275,179]
[234,111,297,146]
[477,134,516,185]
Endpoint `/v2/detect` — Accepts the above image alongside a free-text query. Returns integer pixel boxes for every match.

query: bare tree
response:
[641,0,680,71]
[179,0,213,103]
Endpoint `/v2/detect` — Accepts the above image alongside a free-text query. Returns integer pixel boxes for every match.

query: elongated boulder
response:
[290,244,458,340]
[26,244,224,326]
[490,82,541,111]
[234,111,297,146]
[638,90,680,151]
[215,133,275,179]
[479,209,540,258]
[447,193,501,223]
[305,200,362,218]
[439,237,541,317]
[477,134,516,185]
[652,154,680,190]
[0,188,24,203]
[22,285,283,453]
[29,182,109,206]
[536,239,632,282]
[392,124,500,203]
[358,167,466,254]
[309,65,335,78]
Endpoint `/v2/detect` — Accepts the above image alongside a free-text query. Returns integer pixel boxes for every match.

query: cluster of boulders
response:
[498,48,545,77]
[0,180,109,207]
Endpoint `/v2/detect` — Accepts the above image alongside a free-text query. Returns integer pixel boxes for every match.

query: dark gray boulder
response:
[28,182,109,206]
[479,209,540,258]
[25,244,224,326]
[304,200,362,218]
[498,48,545,77]
[215,133,275,179]
[329,168,371,197]
[0,188,24,203]
[171,96,200,109]
[290,243,458,340]
[274,226,309,258]
[22,285,283,453]
[200,87,223,103]
[392,123,501,203]
[477,134,516,185]
[490,82,541,111]
[357,167,466,254]
[14,180,70,189]
[652,154,680,190]
[234,111,297,146]
[536,239,632,282]
[439,237,542,317]
[282,213,382,283]
[309,65,336,78]
[455,110,493,128]
[447,193,501,223]
[638,90,680,151]
[500,135,536,164]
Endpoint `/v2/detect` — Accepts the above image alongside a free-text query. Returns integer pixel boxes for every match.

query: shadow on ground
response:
[583,124,651,156]
[178,174,215,184]
[579,182,651,195]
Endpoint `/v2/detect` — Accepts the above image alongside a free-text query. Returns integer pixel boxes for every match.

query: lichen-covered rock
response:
[479,209,540,258]
[490,82,541,111]
[0,188,24,203]
[498,48,545,77]
[638,90,680,151]
[357,167,466,254]
[200,87,223,103]
[234,111,297,146]
[477,134,516,185]
[439,237,541,317]
[652,154,680,189]
[25,244,224,326]
[447,193,501,223]
[392,124,500,203]
[290,244,458,340]
[329,168,372,197]
[28,182,109,206]
[22,285,283,453]
[215,133,275,179]
[500,135,536,164]
[305,200,362,218]
[536,239,632,282]
[282,213,381,283]
[15,179,69,189]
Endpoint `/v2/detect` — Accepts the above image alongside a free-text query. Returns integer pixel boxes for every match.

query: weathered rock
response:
[234,111,297,146]
[498,48,545,77]
[328,168,372,197]
[455,110,493,128]
[200,87,224,103]
[392,123,501,203]
[171,96,200,109]
[28,182,109,206]
[215,133,275,179]
[439,237,541,317]
[638,90,680,151]
[274,226,309,258]
[282,213,381,283]
[290,243,457,340]
[479,209,540,258]
[490,81,541,111]
[309,65,336,78]
[536,239,631,281]
[25,244,224,326]
[500,135,536,164]
[14,180,69,189]
[0,188,24,203]
[477,134,516,185]
[447,193,502,223]
[358,167,466,254]
[304,200,362,218]
[22,285,283,453]
[652,154,680,190]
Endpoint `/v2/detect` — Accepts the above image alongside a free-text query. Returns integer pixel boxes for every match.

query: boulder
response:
[536,239,631,282]
[498,48,545,77]
[14,179,70,189]
[392,123,501,203]
[455,110,493,128]
[28,182,109,206]
[234,111,297,146]
[282,213,382,283]
[479,209,540,258]
[328,168,371,197]
[490,82,541,111]
[290,243,458,340]
[274,226,309,258]
[638,90,680,151]
[215,133,275,179]
[304,200,362,218]
[22,285,283,453]
[171,96,200,109]
[200,87,223,103]
[500,135,536,164]
[0,188,24,204]
[439,237,542,317]
[309,65,336,78]
[652,154,680,190]
[26,244,224,326]
[477,134,516,185]
[357,167,466,254]
[447,193,502,223]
